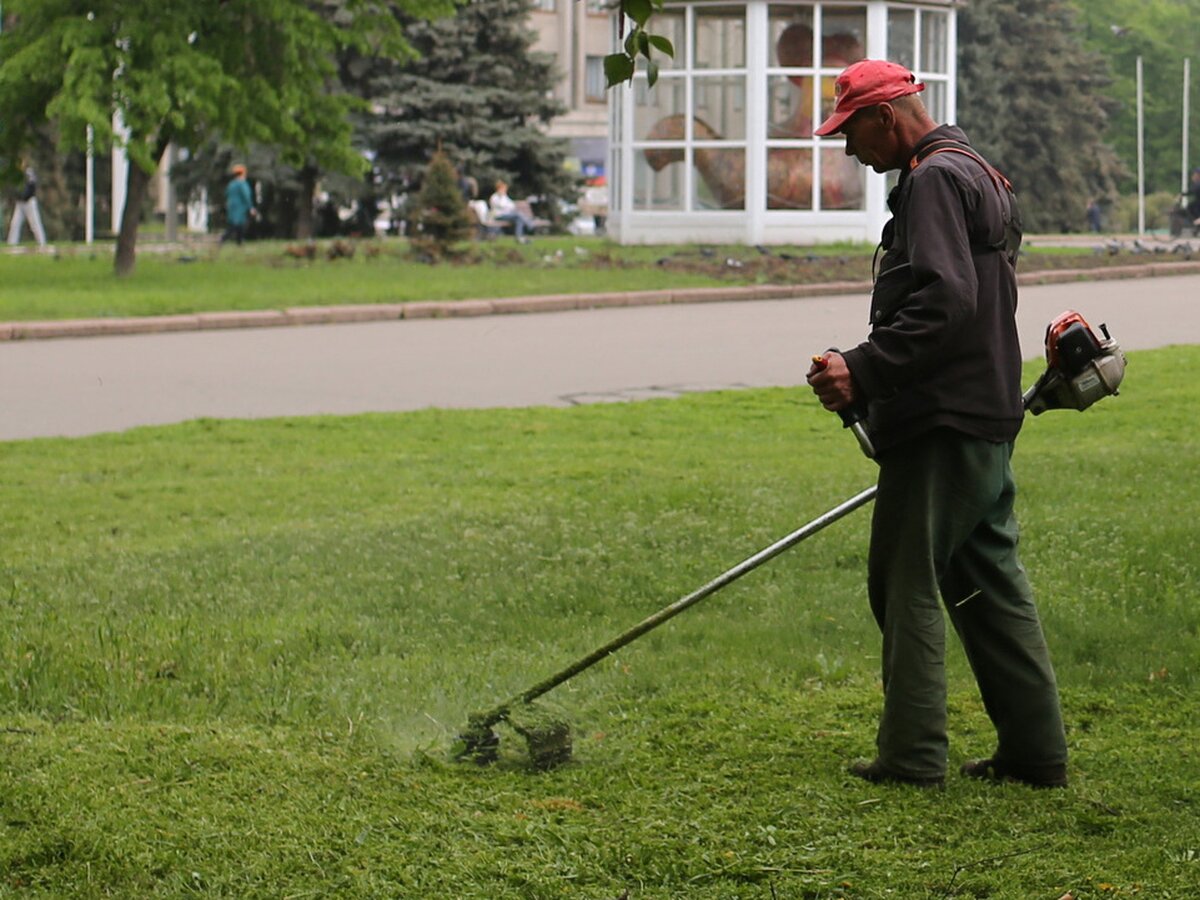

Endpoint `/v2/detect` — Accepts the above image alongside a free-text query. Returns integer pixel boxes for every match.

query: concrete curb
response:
[3,260,1199,342]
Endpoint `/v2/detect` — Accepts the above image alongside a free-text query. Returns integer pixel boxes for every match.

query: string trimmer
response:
[455,309,1125,770]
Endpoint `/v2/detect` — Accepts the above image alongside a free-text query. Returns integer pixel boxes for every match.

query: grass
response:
[0,235,1173,323]
[0,238,793,322]
[1,347,1197,897]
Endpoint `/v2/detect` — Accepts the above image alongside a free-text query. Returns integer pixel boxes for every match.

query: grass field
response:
[0,236,1166,324]
[1,348,1197,897]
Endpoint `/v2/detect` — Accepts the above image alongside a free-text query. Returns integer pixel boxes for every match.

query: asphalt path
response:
[3,274,1197,441]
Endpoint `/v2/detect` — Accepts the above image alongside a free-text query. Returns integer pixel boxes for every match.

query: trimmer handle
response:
[811,355,875,459]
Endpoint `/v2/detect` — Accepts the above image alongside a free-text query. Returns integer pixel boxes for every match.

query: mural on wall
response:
[642,21,865,211]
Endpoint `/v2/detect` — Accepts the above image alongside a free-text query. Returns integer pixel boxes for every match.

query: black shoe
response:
[848,758,944,789]
[960,757,1067,789]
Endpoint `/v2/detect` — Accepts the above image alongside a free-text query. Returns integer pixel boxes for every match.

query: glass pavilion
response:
[607,0,961,244]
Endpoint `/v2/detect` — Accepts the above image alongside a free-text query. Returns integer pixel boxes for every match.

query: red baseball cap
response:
[814,59,925,136]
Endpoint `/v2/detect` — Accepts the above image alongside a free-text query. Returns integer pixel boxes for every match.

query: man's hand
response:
[806,352,856,412]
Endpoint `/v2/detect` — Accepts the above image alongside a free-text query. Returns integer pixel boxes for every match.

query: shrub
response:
[410,149,473,260]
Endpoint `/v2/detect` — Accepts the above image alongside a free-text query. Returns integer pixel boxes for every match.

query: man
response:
[221,164,256,245]
[7,163,48,248]
[805,60,1068,789]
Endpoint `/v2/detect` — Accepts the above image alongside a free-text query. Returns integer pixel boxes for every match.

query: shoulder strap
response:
[909,139,1021,262]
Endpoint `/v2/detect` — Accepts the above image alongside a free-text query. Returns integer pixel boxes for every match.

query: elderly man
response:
[806,60,1068,789]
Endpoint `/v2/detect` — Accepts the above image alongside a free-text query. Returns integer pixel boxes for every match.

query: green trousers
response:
[868,428,1067,780]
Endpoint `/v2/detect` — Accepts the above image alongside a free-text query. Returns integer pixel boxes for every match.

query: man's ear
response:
[876,102,897,128]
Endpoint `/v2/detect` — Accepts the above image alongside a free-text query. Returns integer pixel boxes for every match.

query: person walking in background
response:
[7,163,48,248]
[221,164,256,245]
[806,60,1068,790]
[1086,198,1103,233]
[488,179,535,243]
[1187,167,1200,226]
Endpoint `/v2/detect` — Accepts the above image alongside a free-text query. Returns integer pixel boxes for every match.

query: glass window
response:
[923,80,947,122]
[694,7,745,70]
[921,11,949,74]
[532,0,555,11]
[771,6,815,67]
[651,11,687,71]
[820,147,865,209]
[768,75,813,138]
[634,152,684,210]
[693,75,746,141]
[767,148,813,210]
[820,6,866,68]
[633,76,686,142]
[693,148,745,209]
[585,56,606,102]
[888,9,915,69]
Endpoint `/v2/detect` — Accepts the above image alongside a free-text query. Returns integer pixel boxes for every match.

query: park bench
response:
[467,199,551,239]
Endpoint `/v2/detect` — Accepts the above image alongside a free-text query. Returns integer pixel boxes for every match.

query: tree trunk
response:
[113,138,170,277]
[295,165,318,240]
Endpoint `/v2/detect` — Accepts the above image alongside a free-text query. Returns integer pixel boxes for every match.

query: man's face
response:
[839,105,895,173]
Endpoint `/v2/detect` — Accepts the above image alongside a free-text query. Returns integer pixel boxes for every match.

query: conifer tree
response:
[957,0,1125,232]
[411,148,473,258]
[353,0,577,217]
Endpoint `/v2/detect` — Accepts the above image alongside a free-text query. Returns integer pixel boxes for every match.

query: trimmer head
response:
[455,703,573,771]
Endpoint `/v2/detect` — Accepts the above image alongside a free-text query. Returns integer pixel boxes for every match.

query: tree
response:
[1068,0,1200,197]
[0,0,441,275]
[957,0,1125,232]
[410,147,473,257]
[353,0,578,221]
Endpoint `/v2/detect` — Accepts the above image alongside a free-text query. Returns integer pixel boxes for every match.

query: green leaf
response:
[624,28,640,58]
[646,59,660,88]
[647,34,675,58]
[604,52,636,88]
[623,0,654,28]
[636,31,651,59]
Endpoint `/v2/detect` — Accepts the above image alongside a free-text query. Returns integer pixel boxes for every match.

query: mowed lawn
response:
[1,348,1196,897]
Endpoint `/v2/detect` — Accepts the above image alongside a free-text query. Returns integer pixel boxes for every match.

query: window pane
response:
[888,9,915,69]
[821,147,865,209]
[818,74,841,126]
[585,56,606,102]
[633,76,685,142]
[650,11,686,70]
[770,6,814,67]
[767,148,812,210]
[820,6,866,69]
[694,6,745,70]
[923,80,947,122]
[694,75,746,141]
[768,75,813,138]
[634,152,684,210]
[921,11,949,74]
[693,148,745,209]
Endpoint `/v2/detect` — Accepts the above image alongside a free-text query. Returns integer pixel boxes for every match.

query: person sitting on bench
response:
[488,179,535,241]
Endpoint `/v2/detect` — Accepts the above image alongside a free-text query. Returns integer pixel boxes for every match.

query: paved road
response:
[3,274,1197,441]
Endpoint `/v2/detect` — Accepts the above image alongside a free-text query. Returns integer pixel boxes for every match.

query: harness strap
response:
[909,140,1013,198]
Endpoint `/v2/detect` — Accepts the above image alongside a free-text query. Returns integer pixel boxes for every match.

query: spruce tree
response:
[411,148,473,258]
[354,0,577,217]
[957,0,1125,232]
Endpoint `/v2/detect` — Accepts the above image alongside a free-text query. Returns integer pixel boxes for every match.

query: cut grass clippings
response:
[1,348,1197,897]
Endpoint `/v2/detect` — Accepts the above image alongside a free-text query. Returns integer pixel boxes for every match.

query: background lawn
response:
[1,348,1196,897]
[0,235,1180,323]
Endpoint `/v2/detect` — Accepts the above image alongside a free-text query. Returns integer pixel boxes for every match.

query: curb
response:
[3,261,1199,342]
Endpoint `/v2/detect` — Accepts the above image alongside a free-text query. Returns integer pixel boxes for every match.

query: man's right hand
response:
[807,352,856,412]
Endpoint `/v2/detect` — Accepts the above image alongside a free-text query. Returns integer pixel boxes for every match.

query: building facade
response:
[529,0,614,181]
[606,0,962,244]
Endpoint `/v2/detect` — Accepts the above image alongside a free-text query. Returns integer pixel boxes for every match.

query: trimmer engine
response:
[1023,310,1126,415]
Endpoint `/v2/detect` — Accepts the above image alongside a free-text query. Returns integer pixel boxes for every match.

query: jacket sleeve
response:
[841,165,979,400]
